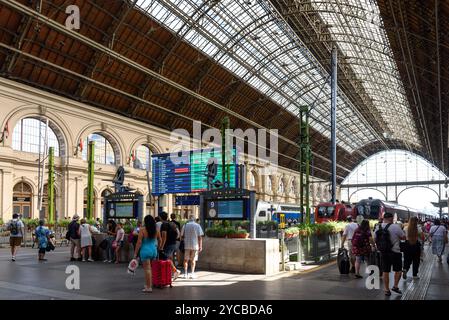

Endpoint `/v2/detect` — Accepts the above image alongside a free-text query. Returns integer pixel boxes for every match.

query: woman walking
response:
[429,219,448,262]
[78,219,95,262]
[351,219,375,279]
[35,220,50,261]
[133,215,161,293]
[402,217,423,279]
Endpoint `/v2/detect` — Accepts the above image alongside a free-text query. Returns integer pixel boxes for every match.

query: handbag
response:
[179,240,185,252]
[399,240,408,253]
[127,258,139,275]
[46,241,55,252]
[112,240,118,250]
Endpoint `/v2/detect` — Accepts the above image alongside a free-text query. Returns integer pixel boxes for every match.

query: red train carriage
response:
[315,202,354,223]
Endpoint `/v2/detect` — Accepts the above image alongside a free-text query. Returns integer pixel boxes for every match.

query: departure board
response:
[152,149,237,195]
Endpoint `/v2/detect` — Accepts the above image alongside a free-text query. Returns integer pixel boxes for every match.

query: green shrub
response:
[205,225,249,238]
[22,218,39,230]
[57,219,71,228]
[0,218,3,226]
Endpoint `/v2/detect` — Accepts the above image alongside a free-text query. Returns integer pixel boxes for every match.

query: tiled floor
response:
[0,245,447,300]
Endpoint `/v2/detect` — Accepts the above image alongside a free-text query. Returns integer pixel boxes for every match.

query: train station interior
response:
[0,0,448,303]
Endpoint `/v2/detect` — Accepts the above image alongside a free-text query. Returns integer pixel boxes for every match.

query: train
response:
[255,201,313,224]
[314,198,438,223]
[353,198,438,222]
[314,202,354,223]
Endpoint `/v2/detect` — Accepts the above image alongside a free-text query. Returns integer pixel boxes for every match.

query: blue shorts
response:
[163,243,177,258]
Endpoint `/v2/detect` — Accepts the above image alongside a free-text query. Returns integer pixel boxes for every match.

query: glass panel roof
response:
[310,0,420,146]
[135,0,418,153]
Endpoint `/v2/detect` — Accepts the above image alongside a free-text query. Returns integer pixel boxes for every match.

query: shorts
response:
[38,247,46,254]
[381,252,402,273]
[10,237,22,247]
[184,249,199,262]
[345,241,354,258]
[355,255,369,263]
[163,243,177,258]
[70,238,81,247]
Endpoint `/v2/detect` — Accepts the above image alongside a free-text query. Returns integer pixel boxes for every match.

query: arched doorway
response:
[13,182,33,219]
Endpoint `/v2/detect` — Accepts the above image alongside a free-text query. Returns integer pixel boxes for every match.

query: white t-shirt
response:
[374,223,405,253]
[156,221,162,233]
[429,225,447,238]
[181,221,204,251]
[115,227,125,242]
[7,219,25,237]
[343,222,358,240]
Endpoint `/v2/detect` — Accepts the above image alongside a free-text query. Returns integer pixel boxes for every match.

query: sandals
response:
[142,287,153,293]
[391,287,402,294]
[355,274,363,279]
[384,290,391,296]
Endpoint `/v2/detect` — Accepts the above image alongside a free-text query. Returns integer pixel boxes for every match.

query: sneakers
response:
[142,287,153,293]
[103,260,108,263]
[82,259,86,262]
[87,258,94,262]
[173,270,181,281]
[391,287,402,295]
[189,273,197,279]
[11,256,16,262]
[402,270,407,280]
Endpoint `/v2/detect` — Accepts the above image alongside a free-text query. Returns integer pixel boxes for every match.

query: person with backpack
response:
[6,213,25,261]
[68,215,82,262]
[374,212,406,296]
[351,219,376,279]
[159,212,181,280]
[429,219,448,262]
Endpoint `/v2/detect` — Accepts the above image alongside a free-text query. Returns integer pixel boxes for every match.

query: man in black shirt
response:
[68,215,82,261]
[170,213,182,267]
[160,212,180,280]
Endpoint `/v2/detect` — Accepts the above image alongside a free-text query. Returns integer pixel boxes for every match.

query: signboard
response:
[152,148,238,195]
[104,192,143,219]
[205,199,247,220]
[175,195,200,206]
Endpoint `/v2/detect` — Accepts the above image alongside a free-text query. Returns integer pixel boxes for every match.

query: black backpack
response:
[9,220,20,235]
[375,223,393,253]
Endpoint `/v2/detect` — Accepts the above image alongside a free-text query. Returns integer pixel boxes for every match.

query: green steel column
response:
[299,105,311,224]
[87,141,95,219]
[221,117,230,188]
[48,147,55,224]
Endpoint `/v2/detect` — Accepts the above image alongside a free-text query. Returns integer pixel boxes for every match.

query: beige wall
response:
[0,78,331,221]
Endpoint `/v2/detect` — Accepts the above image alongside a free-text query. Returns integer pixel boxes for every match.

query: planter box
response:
[197,237,280,275]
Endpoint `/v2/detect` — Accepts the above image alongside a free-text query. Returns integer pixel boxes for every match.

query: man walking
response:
[160,212,181,280]
[341,216,358,273]
[374,212,406,296]
[7,213,25,261]
[170,213,182,267]
[68,214,82,261]
[181,215,204,279]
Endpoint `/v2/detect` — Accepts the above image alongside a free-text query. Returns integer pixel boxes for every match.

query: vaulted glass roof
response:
[135,0,420,153]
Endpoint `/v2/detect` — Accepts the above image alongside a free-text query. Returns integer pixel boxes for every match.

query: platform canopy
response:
[0,0,446,182]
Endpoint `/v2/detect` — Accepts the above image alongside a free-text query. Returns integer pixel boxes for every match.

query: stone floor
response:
[0,244,447,300]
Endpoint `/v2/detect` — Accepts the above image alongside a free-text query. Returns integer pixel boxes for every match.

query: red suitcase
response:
[151,260,172,288]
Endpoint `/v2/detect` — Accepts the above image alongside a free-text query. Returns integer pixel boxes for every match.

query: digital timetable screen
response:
[205,199,248,220]
[151,149,238,195]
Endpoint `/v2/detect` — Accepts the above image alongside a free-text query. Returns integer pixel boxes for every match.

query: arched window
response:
[13,182,33,219]
[12,118,60,156]
[250,172,256,188]
[134,145,151,170]
[82,133,116,165]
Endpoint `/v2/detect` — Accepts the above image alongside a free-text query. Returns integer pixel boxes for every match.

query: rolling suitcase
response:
[151,260,173,288]
[337,248,350,274]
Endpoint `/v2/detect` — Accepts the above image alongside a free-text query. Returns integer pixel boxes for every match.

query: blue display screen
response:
[151,149,238,195]
[205,199,247,220]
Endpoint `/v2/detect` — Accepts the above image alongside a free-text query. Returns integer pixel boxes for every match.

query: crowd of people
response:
[341,214,448,296]
[5,211,204,294]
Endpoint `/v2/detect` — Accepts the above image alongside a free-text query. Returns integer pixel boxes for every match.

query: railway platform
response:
[0,244,446,300]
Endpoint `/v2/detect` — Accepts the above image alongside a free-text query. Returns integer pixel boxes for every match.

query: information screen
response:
[205,199,247,220]
[152,149,237,195]
[113,202,135,218]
